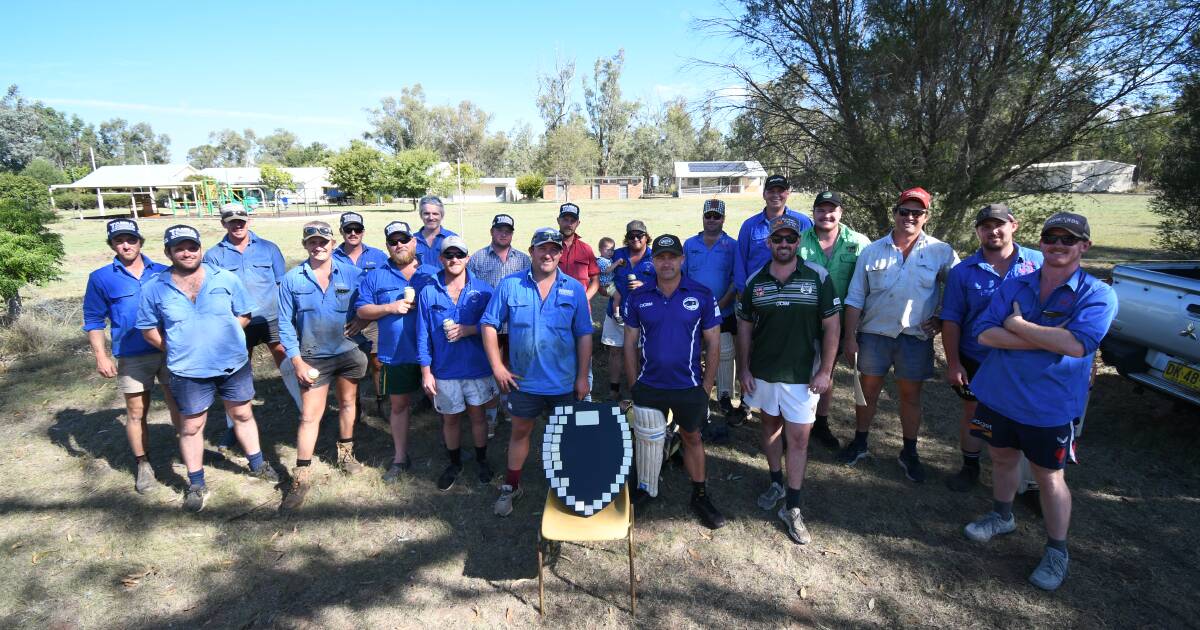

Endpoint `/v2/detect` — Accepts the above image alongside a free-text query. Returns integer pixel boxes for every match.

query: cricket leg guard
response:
[630,405,668,497]
[1017,453,1037,494]
[717,332,735,397]
[278,359,303,412]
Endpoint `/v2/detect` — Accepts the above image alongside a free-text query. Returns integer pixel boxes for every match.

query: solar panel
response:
[688,161,745,173]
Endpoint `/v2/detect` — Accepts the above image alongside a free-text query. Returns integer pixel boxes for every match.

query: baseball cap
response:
[163,224,201,248]
[625,220,648,235]
[439,235,469,255]
[302,224,335,242]
[491,214,515,229]
[651,234,684,257]
[703,199,726,216]
[764,174,790,190]
[106,219,141,243]
[813,191,843,208]
[339,212,365,230]
[531,227,563,248]
[769,215,802,236]
[1041,212,1090,240]
[559,203,580,217]
[896,187,932,209]
[383,221,413,239]
[219,203,249,224]
[975,203,1015,226]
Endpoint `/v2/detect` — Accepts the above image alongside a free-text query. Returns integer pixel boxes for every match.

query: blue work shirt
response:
[354,261,431,365]
[332,243,389,272]
[135,263,256,378]
[414,227,458,277]
[481,270,594,395]
[277,259,363,360]
[416,271,494,380]
[607,246,656,318]
[971,268,1117,428]
[623,278,721,390]
[202,232,286,324]
[683,232,737,318]
[942,244,1044,363]
[733,207,813,291]
[82,255,170,358]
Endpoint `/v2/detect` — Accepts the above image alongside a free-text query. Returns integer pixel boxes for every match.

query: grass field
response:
[1,192,1198,628]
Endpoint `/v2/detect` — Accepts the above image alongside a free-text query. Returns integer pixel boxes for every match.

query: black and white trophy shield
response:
[542,401,633,516]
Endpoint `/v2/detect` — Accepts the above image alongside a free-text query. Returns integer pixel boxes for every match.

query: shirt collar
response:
[1020,266,1084,292]
[220,231,258,248]
[111,253,153,272]
[966,244,1036,268]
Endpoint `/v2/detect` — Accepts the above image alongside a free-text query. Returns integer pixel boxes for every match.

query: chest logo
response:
[682,297,700,311]
[799,284,814,295]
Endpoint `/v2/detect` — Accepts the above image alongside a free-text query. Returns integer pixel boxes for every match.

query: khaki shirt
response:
[844,232,959,340]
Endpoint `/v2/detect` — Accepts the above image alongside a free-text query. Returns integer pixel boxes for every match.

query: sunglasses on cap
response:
[303,226,334,240]
[626,231,647,240]
[441,249,468,260]
[387,234,413,246]
[893,206,927,217]
[1040,234,1083,246]
[770,234,799,244]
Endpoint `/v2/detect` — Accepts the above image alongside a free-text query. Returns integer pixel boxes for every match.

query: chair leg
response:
[538,533,545,617]
[628,524,636,616]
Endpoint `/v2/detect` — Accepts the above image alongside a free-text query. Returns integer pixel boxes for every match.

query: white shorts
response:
[744,379,818,424]
[600,314,626,347]
[434,375,499,415]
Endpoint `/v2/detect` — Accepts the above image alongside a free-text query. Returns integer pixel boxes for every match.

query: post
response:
[456,158,464,235]
[90,147,105,213]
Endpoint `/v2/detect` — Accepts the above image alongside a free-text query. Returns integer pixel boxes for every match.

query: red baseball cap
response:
[896,187,932,209]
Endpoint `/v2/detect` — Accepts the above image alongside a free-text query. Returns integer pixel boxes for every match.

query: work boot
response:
[336,441,365,475]
[280,466,313,512]
[946,465,981,492]
[249,461,280,483]
[134,460,157,494]
[810,419,840,451]
[690,493,727,529]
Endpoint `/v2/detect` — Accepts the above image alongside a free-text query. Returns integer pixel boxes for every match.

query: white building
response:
[673,161,767,196]
[430,162,516,202]
[199,166,332,203]
[1010,160,1136,193]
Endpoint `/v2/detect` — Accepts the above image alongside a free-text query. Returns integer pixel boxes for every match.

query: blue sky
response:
[3,0,751,161]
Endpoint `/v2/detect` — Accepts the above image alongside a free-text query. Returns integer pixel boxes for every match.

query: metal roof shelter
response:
[50,164,201,218]
[1009,160,1136,193]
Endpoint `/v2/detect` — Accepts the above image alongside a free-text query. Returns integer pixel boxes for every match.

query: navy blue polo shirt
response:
[416,271,494,380]
[354,261,431,365]
[414,227,458,277]
[733,207,812,291]
[608,246,655,317]
[333,243,389,272]
[623,277,721,390]
[277,259,363,360]
[683,233,737,318]
[82,255,171,358]
[971,268,1117,428]
[202,231,286,324]
[942,244,1044,362]
[481,270,594,395]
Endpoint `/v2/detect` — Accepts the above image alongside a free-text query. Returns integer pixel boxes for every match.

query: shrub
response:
[516,173,545,200]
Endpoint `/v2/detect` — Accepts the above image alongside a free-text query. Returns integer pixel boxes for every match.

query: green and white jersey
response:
[735,260,841,384]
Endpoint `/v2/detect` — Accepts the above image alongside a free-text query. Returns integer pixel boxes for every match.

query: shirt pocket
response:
[545,301,575,331]
[292,287,319,312]
[331,283,353,313]
[864,260,897,290]
[506,295,532,330]
[915,260,940,289]
[202,286,234,316]
[109,287,137,305]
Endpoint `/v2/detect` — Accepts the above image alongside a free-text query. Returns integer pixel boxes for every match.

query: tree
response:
[0,174,63,321]
[259,163,295,194]
[365,85,436,154]
[0,85,39,172]
[704,0,1199,242]
[503,124,539,176]
[429,161,482,199]
[328,140,386,201]
[283,142,333,167]
[255,128,298,165]
[20,158,67,187]
[537,56,577,132]
[583,49,638,176]
[430,100,492,164]
[379,148,441,208]
[187,129,254,168]
[516,173,546,200]
[476,131,511,176]
[537,116,600,188]
[96,118,170,165]
[1151,30,1200,257]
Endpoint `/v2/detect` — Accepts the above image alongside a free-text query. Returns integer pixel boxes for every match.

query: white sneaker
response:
[964,511,1016,542]
[494,484,524,517]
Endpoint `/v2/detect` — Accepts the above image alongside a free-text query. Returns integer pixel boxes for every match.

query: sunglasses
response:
[1041,234,1082,246]
[703,212,723,220]
[342,227,364,235]
[894,207,927,218]
[442,250,468,260]
[627,232,647,240]
[770,234,799,244]
[303,226,334,239]
[386,234,413,246]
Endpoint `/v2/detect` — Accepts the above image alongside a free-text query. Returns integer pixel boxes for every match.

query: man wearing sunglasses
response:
[733,174,813,293]
[415,196,458,277]
[332,212,389,417]
[355,221,432,483]
[840,187,959,483]
[602,220,655,400]
[277,221,369,511]
[940,204,1043,492]
[962,212,1116,591]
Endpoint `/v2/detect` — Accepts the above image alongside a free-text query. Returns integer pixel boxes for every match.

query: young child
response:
[597,237,617,301]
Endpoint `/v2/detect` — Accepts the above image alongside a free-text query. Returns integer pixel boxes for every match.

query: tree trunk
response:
[5,293,21,324]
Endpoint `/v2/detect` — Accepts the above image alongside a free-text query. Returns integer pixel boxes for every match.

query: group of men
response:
[82,176,1115,591]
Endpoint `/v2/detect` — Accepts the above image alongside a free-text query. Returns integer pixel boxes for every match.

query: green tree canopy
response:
[20,158,67,187]
[259,163,295,194]
[328,141,385,201]
[0,174,63,321]
[379,148,440,207]
[516,173,545,200]
[1151,30,1200,257]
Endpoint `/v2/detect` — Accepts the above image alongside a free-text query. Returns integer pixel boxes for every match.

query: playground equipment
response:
[165,179,265,217]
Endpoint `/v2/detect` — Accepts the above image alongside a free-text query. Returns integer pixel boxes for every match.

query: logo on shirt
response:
[560,288,575,297]
[638,302,653,308]
[799,284,813,295]
[682,297,700,311]
[754,286,765,297]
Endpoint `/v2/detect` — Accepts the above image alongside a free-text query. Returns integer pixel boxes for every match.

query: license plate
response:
[1164,361,1200,392]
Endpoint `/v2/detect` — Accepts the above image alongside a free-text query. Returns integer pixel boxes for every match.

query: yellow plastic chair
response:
[537,484,635,616]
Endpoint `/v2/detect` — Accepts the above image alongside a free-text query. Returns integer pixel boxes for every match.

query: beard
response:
[392,249,415,266]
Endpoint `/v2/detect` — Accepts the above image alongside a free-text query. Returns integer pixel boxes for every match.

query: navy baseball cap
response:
[164,224,201,248]
[384,221,413,239]
[1042,212,1090,240]
[531,227,563,248]
[651,234,684,257]
[813,191,843,208]
[339,212,365,230]
[559,203,580,217]
[106,219,141,243]
[764,174,790,190]
[492,213,515,229]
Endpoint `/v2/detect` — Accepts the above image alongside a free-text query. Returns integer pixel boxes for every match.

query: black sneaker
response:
[836,441,871,466]
[810,421,840,451]
[727,400,748,427]
[690,493,727,529]
[249,462,280,483]
[183,484,208,512]
[477,460,494,485]
[945,465,980,492]
[897,450,926,483]
[437,464,462,491]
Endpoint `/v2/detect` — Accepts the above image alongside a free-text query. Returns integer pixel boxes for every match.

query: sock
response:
[447,447,462,467]
[135,454,148,464]
[962,449,982,469]
[902,438,918,455]
[505,468,521,488]
[338,437,353,444]
[854,430,869,448]
[247,451,265,472]
[814,414,829,429]
[1046,537,1068,553]
[786,486,802,510]
[691,481,707,498]
[474,446,488,463]
[296,459,311,467]
[994,499,1013,520]
[769,469,784,486]
[187,469,205,488]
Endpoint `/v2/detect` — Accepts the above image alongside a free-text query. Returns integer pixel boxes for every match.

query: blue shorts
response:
[969,402,1076,470]
[170,362,256,416]
[856,332,934,380]
[506,389,576,421]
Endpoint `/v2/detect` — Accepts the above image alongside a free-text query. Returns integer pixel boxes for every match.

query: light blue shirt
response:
[277,259,363,360]
[354,261,431,365]
[135,263,256,378]
[82,255,170,357]
[844,232,959,339]
[332,243,389,272]
[683,232,737,318]
[415,227,458,277]
[202,231,286,324]
[416,271,494,380]
[733,207,813,291]
[942,245,1043,362]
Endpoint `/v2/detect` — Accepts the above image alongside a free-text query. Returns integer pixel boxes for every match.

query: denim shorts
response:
[506,389,576,420]
[856,332,934,381]
[170,361,256,416]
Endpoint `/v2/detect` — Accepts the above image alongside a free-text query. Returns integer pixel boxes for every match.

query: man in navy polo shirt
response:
[624,234,726,529]
[137,225,279,513]
[355,221,431,483]
[417,236,498,491]
[733,174,813,292]
[415,196,458,277]
[602,219,655,400]
[941,204,1042,492]
[83,219,182,494]
[481,227,593,517]
[963,212,1117,591]
[331,211,389,416]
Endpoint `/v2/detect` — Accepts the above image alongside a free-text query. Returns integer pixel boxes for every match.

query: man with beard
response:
[355,221,432,482]
[82,219,183,494]
[733,174,813,293]
[941,204,1042,491]
[603,220,655,400]
[137,225,279,513]
[555,203,600,301]
[414,196,458,277]
[839,188,958,483]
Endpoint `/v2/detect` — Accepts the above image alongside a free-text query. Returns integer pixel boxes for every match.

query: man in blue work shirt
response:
[733,174,813,292]
[415,195,458,277]
[602,220,655,400]
[481,227,594,517]
[137,225,279,513]
[355,221,431,483]
[683,199,744,432]
[941,204,1042,492]
[417,235,499,492]
[203,203,299,450]
[963,212,1117,592]
[277,221,370,511]
[331,211,389,417]
[624,234,726,529]
[83,219,182,494]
